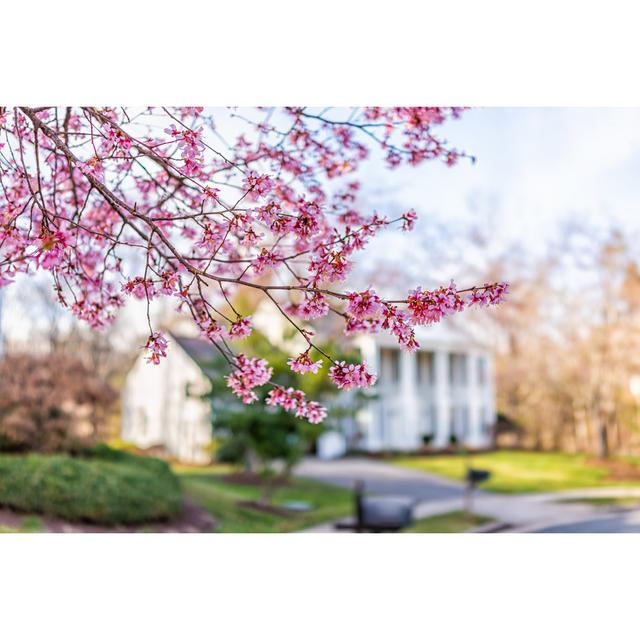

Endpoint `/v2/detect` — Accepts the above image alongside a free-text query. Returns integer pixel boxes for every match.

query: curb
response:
[467,521,512,533]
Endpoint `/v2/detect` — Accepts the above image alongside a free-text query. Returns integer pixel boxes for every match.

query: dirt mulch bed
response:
[236,500,297,517]
[0,497,216,533]
[221,472,291,487]
[589,457,640,482]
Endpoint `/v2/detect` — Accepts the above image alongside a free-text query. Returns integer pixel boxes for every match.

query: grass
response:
[394,450,640,494]
[559,496,640,507]
[404,511,493,533]
[176,466,353,533]
[0,516,43,533]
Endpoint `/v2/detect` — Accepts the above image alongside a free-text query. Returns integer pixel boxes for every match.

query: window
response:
[461,406,470,437]
[477,356,487,386]
[449,405,470,439]
[449,353,468,386]
[380,348,401,386]
[416,351,434,385]
[430,406,438,434]
[481,407,494,436]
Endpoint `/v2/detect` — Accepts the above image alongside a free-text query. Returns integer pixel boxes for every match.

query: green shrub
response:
[0,447,182,525]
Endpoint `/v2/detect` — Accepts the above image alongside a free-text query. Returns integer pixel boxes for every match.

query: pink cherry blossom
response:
[346,288,382,319]
[467,282,510,306]
[144,332,168,365]
[251,248,281,274]
[291,292,330,320]
[200,317,224,341]
[344,315,382,336]
[226,316,253,340]
[226,354,273,404]
[401,208,417,231]
[122,277,156,300]
[243,171,273,200]
[79,157,104,180]
[288,351,323,375]
[266,385,328,424]
[328,361,377,390]
[406,282,465,325]
[37,230,70,269]
[159,271,180,295]
[305,402,328,424]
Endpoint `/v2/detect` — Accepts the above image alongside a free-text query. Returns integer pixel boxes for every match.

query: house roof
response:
[171,333,224,376]
[365,315,492,352]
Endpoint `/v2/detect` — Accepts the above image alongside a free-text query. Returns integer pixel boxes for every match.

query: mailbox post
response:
[464,468,491,513]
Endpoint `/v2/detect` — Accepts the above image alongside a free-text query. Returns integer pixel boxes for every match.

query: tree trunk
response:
[597,422,609,459]
[259,474,277,506]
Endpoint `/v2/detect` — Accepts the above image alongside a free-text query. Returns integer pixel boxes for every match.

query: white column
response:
[466,352,482,447]
[433,350,451,448]
[356,337,379,451]
[400,349,419,450]
[486,354,497,444]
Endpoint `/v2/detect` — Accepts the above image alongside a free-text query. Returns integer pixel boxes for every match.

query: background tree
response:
[0,353,117,452]
[486,225,640,457]
[205,328,367,504]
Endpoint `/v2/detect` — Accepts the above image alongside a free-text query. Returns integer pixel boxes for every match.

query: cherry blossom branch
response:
[0,106,508,423]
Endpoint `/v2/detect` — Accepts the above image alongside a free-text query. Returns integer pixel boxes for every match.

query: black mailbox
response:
[466,468,491,486]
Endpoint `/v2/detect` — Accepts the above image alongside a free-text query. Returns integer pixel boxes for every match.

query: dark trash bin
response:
[335,481,414,532]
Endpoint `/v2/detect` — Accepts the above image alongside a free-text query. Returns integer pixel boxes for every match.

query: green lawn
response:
[0,515,43,533]
[404,511,493,533]
[394,450,640,494]
[176,466,353,533]
[559,496,640,507]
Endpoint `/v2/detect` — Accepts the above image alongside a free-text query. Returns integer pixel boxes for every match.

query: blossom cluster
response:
[288,350,323,375]
[266,386,328,424]
[467,282,510,306]
[346,288,382,319]
[328,361,377,390]
[225,354,273,404]
[407,281,509,325]
[144,332,169,365]
[340,281,509,355]
[226,316,253,340]
[406,282,466,325]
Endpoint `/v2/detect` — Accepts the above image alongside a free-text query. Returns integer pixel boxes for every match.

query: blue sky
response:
[364,107,640,254]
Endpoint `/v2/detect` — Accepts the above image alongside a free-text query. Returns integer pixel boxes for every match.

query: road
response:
[296,456,465,503]
[534,510,640,533]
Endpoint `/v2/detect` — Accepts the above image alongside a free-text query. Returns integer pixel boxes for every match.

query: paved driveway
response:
[295,456,465,503]
[534,510,640,533]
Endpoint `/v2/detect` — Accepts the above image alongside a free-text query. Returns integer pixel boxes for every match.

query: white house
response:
[121,320,496,463]
[318,319,496,458]
[121,334,215,464]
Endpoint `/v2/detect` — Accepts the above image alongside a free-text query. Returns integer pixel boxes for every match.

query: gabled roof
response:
[171,333,224,377]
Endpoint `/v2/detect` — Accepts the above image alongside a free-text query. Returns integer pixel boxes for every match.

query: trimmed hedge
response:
[0,446,182,525]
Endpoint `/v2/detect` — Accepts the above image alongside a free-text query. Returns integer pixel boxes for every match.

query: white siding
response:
[354,322,497,454]
[121,340,212,464]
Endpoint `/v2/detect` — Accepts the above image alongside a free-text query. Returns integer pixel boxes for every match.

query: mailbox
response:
[466,468,491,486]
